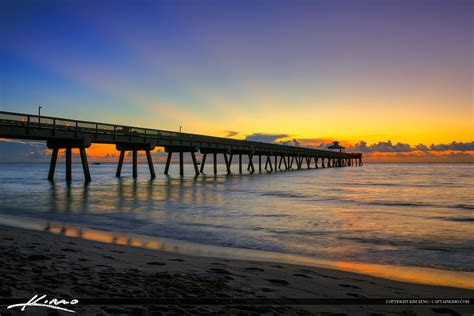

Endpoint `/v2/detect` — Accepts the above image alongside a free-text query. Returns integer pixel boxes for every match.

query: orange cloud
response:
[363,151,474,163]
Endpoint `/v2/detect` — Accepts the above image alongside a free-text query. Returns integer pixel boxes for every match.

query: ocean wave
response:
[259,192,309,199]
[340,200,474,210]
[428,216,474,223]
[337,236,474,252]
[454,204,474,210]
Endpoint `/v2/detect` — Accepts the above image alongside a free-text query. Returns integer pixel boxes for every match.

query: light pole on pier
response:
[179,126,182,133]
[38,106,42,125]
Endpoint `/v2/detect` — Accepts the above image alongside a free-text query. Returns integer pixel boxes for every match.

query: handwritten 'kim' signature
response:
[7,294,79,313]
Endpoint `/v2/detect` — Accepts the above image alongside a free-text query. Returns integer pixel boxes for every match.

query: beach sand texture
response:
[1,225,473,315]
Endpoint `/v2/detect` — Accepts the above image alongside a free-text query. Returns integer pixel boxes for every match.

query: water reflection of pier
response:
[45,176,228,219]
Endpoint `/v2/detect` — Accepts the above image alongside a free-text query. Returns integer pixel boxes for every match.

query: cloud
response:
[348,141,412,152]
[429,141,474,151]
[278,139,302,147]
[415,143,429,151]
[245,133,290,143]
[361,151,474,163]
[345,140,474,153]
[224,131,239,137]
[0,139,49,162]
[294,138,337,148]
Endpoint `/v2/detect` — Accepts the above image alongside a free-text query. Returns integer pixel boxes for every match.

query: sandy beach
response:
[0,224,472,315]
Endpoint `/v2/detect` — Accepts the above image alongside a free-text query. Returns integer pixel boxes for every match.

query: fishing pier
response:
[0,111,363,182]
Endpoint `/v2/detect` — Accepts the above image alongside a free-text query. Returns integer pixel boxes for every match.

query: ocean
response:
[1,162,473,286]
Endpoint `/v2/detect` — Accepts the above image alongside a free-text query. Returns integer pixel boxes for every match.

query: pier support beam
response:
[228,154,233,173]
[79,147,92,182]
[200,154,207,173]
[259,155,262,173]
[47,139,92,182]
[164,152,173,175]
[146,150,156,178]
[288,156,294,170]
[65,148,72,182]
[116,151,125,177]
[199,148,234,175]
[180,152,185,176]
[191,152,200,176]
[162,146,199,177]
[278,155,284,170]
[247,154,255,174]
[239,154,242,173]
[132,150,138,178]
[48,148,59,181]
[116,143,156,179]
[299,156,304,170]
[213,153,217,175]
[265,155,273,172]
[223,153,231,174]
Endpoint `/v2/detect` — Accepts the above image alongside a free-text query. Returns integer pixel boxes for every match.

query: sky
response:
[0,0,473,162]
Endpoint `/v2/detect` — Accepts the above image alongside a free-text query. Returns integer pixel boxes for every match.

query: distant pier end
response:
[0,111,363,182]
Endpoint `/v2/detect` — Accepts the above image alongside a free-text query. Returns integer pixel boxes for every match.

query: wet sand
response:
[1,224,473,315]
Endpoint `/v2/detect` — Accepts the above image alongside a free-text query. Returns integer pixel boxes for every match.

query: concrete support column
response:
[248,154,255,174]
[179,151,184,177]
[213,153,217,175]
[80,147,91,182]
[191,152,200,176]
[239,154,242,173]
[228,154,234,172]
[258,155,262,173]
[47,139,91,182]
[65,148,72,182]
[200,153,207,174]
[116,150,125,177]
[223,153,231,174]
[265,155,273,172]
[164,152,172,175]
[48,148,59,181]
[297,156,302,170]
[146,150,156,178]
[132,150,138,178]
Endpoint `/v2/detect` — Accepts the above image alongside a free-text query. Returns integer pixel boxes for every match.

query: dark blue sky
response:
[1,0,472,146]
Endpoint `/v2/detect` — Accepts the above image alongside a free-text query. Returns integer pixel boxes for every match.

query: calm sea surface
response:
[1,163,473,283]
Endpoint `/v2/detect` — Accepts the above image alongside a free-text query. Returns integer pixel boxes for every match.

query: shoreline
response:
[1,223,473,315]
[1,215,474,290]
